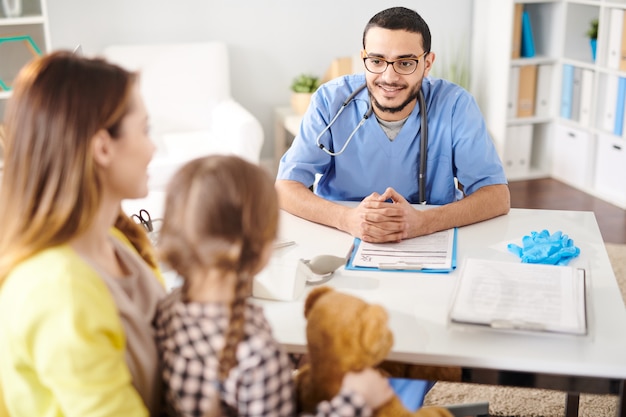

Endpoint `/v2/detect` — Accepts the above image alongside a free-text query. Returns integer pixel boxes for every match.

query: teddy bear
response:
[295,286,453,417]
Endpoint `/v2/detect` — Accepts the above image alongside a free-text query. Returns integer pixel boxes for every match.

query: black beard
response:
[370,85,420,114]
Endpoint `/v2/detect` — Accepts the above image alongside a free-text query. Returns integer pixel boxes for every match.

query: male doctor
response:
[276,6,510,243]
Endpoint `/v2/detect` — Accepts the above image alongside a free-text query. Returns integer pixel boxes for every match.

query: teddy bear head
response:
[304,286,394,373]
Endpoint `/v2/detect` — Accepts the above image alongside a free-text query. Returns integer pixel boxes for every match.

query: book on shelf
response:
[507,66,520,119]
[570,67,583,122]
[621,11,626,72]
[534,64,552,118]
[614,77,626,136]
[511,3,524,59]
[579,69,594,127]
[504,124,532,177]
[449,258,588,336]
[560,64,574,120]
[602,75,620,132]
[520,10,536,58]
[622,98,626,140]
[607,8,624,70]
[517,64,537,118]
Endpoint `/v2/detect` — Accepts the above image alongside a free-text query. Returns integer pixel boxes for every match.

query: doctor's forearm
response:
[409,184,511,237]
[275,180,352,232]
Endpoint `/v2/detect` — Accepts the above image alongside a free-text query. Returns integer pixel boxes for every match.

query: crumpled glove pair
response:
[507,230,580,266]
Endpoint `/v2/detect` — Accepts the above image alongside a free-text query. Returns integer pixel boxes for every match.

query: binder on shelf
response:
[504,124,533,177]
[517,64,537,118]
[602,75,620,132]
[520,10,536,58]
[534,64,552,118]
[621,11,626,72]
[570,67,583,122]
[579,69,594,127]
[507,66,520,119]
[606,8,624,70]
[449,258,588,336]
[622,99,626,140]
[614,77,626,136]
[560,64,574,120]
[511,3,524,59]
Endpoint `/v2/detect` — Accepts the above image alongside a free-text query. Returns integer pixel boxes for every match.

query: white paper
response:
[449,258,587,335]
[352,229,454,270]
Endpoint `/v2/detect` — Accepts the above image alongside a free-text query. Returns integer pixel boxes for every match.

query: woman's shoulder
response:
[0,246,122,337]
[4,245,100,291]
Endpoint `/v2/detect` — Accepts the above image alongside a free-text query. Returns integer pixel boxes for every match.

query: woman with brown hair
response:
[0,51,165,416]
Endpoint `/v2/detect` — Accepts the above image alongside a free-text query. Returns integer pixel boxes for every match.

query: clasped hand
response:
[345,187,417,243]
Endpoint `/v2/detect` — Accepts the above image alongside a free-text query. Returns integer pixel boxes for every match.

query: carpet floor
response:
[422,243,626,417]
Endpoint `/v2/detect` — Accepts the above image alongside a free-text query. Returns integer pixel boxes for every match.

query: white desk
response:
[255,207,626,416]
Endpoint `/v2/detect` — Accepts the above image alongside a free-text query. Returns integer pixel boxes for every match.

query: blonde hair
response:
[0,51,141,283]
[158,155,279,381]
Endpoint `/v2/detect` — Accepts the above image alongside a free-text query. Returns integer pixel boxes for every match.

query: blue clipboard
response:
[345,228,457,273]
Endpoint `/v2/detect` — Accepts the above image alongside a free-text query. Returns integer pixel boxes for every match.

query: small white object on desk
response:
[274,238,295,249]
[253,249,346,301]
[253,257,304,301]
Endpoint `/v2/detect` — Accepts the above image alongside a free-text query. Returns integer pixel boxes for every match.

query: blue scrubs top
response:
[277,74,507,205]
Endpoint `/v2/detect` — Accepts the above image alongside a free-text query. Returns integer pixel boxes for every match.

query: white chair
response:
[102,41,264,191]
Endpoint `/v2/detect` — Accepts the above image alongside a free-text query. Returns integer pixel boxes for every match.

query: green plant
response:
[586,18,599,40]
[290,73,320,93]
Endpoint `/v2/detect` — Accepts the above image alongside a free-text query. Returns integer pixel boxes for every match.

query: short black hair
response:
[362,7,431,53]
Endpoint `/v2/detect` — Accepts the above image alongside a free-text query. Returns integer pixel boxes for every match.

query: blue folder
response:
[560,64,574,119]
[345,228,457,273]
[614,77,626,136]
[521,11,536,58]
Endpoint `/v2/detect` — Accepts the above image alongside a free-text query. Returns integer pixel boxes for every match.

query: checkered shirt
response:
[313,390,371,417]
[155,288,295,416]
[154,288,373,417]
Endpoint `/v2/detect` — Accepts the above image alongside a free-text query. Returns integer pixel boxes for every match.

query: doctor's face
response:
[363,27,434,121]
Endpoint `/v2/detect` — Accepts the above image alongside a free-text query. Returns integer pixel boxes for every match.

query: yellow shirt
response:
[0,231,164,417]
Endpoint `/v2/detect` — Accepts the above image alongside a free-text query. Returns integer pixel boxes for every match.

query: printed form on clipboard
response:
[346,228,457,273]
[449,258,588,335]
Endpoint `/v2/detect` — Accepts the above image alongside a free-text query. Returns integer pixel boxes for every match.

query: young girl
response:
[0,51,166,416]
[154,155,393,417]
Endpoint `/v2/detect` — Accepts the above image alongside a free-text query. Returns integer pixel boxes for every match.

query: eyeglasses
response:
[362,51,429,75]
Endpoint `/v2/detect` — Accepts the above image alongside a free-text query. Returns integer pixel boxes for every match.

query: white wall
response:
[47,0,472,162]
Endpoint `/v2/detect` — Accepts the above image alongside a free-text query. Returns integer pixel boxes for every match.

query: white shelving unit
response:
[471,0,564,182]
[0,0,50,119]
[472,0,626,208]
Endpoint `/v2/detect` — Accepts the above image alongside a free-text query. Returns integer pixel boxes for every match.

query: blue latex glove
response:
[507,230,580,266]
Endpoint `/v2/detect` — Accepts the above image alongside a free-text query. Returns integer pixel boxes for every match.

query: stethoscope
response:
[315,83,429,204]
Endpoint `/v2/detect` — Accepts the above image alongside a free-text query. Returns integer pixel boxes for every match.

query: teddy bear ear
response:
[360,305,392,356]
[303,286,334,318]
